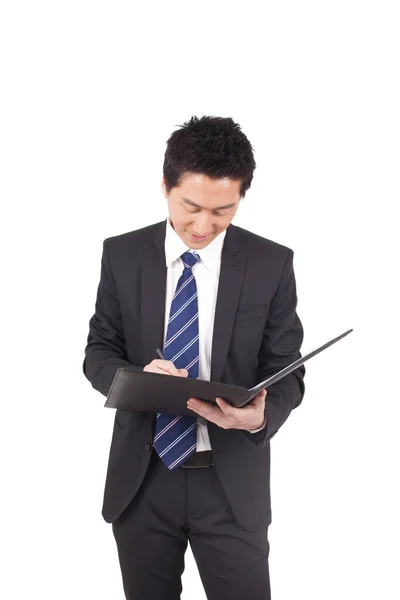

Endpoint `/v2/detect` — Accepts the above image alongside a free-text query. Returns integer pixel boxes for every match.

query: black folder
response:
[105,329,352,416]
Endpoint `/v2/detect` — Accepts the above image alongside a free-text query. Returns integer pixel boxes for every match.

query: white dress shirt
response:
[163,219,265,452]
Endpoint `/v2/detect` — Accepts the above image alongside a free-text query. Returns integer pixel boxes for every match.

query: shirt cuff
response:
[247,417,267,433]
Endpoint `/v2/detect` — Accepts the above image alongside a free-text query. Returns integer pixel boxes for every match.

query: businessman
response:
[83,115,305,599]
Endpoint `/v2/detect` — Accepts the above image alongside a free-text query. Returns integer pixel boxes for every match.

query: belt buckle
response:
[181,451,214,469]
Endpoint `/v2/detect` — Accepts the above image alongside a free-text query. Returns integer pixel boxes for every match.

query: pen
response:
[156,348,166,360]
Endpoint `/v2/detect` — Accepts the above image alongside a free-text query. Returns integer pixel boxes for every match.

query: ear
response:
[161,178,168,198]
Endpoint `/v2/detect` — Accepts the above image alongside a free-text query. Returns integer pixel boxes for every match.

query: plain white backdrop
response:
[1,1,399,598]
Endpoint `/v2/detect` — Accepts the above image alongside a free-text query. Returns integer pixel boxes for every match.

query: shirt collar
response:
[165,218,226,273]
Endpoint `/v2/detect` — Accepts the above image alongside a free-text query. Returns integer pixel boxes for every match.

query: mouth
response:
[189,233,210,242]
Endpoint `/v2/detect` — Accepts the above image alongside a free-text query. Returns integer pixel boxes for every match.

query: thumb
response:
[256,389,267,402]
[179,368,189,377]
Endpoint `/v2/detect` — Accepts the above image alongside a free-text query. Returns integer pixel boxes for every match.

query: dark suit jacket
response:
[83,219,305,532]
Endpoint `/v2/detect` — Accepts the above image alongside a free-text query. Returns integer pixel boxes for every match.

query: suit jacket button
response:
[145,442,152,451]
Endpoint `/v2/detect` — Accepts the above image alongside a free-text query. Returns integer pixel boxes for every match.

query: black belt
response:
[181,450,214,469]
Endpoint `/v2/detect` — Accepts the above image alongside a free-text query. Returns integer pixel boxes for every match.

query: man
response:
[83,115,305,599]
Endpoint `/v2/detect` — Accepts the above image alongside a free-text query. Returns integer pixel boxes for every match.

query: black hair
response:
[163,115,256,197]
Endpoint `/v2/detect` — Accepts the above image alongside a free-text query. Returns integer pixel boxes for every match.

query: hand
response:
[143,359,188,378]
[187,389,267,430]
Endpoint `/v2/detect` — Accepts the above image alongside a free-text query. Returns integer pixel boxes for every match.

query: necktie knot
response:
[181,251,200,270]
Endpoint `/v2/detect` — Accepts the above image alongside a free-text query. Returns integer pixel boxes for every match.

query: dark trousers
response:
[112,449,271,599]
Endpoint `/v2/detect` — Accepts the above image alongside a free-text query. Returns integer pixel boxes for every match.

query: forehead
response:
[177,173,241,207]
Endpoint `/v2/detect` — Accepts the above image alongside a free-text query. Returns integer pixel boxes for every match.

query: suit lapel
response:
[140,220,167,368]
[211,225,246,383]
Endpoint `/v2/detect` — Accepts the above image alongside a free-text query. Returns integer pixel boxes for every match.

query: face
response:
[162,173,241,249]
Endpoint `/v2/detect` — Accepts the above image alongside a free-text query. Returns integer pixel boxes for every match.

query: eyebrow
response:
[182,197,237,210]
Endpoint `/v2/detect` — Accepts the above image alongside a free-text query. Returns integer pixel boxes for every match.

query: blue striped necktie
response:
[153,251,200,470]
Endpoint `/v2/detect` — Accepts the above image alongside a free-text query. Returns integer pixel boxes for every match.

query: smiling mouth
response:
[190,233,209,239]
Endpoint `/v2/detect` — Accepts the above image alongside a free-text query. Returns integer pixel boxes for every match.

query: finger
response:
[157,360,182,376]
[178,369,189,377]
[215,397,237,416]
[144,360,181,376]
[247,389,267,403]
[188,398,225,422]
[187,397,213,411]
[245,391,267,410]
[215,397,252,428]
[144,365,172,375]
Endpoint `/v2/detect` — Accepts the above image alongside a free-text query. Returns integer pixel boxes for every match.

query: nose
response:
[193,212,213,236]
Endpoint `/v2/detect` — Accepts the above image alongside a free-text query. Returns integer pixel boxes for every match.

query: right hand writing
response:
[143,359,188,378]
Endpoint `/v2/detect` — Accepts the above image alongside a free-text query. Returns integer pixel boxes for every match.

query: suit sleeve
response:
[250,248,305,448]
[83,239,143,397]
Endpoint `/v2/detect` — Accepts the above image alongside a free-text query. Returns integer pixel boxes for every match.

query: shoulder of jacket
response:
[231,224,293,256]
[103,220,165,250]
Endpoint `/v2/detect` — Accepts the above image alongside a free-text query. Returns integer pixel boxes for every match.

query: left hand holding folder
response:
[187,388,267,430]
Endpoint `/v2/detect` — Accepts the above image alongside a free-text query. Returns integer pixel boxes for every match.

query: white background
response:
[1,1,399,598]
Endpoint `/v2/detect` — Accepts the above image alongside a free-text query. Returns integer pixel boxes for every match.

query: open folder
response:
[105,329,353,417]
